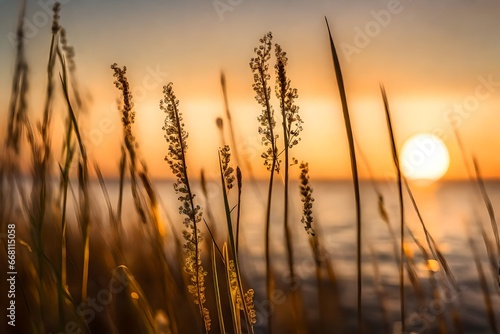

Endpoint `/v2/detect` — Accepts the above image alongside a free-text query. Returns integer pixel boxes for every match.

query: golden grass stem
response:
[212,243,226,334]
[250,32,278,334]
[218,148,255,334]
[235,167,242,255]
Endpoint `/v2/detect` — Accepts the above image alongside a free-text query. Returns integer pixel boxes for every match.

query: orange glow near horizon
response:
[1,1,500,182]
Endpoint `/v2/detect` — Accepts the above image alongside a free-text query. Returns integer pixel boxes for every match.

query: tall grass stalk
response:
[250,32,278,333]
[380,85,405,330]
[201,169,218,237]
[161,83,211,333]
[220,73,241,169]
[42,3,60,138]
[325,17,363,330]
[58,79,75,326]
[235,167,243,254]
[59,55,90,303]
[404,180,458,290]
[275,43,309,332]
[453,127,499,290]
[53,8,83,324]
[359,141,428,319]
[219,146,256,333]
[223,243,241,334]
[211,242,226,334]
[472,158,500,266]
[112,265,157,333]
[6,0,28,155]
[306,216,343,332]
[116,146,126,252]
[221,74,265,212]
[275,42,303,291]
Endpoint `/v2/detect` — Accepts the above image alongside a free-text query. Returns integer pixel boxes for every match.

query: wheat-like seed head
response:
[299,162,315,236]
[244,289,257,325]
[220,145,235,190]
[111,63,136,162]
[51,2,61,34]
[250,32,280,172]
[228,260,242,308]
[275,43,303,150]
[60,29,76,72]
[160,83,210,330]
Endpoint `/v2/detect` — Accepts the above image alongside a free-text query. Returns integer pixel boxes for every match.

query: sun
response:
[399,133,450,183]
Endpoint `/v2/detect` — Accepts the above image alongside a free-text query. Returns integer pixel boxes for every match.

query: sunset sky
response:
[1,0,500,180]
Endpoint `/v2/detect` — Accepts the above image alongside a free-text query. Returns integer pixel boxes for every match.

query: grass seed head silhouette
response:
[275,43,303,150]
[250,32,280,172]
[220,145,235,190]
[160,82,211,332]
[299,162,315,236]
[111,63,136,161]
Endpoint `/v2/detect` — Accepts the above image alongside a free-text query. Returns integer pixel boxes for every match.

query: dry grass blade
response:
[325,17,363,330]
[473,157,500,266]
[235,167,243,254]
[404,180,458,290]
[220,72,240,167]
[453,127,499,291]
[380,84,405,330]
[6,0,28,153]
[60,54,91,302]
[200,169,218,237]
